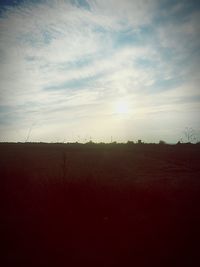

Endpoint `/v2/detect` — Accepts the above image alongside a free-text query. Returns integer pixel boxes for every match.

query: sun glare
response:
[115,100,129,114]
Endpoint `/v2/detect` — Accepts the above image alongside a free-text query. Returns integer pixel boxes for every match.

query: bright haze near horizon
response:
[0,0,200,143]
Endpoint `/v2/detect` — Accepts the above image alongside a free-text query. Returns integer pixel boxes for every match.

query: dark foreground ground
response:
[1,143,200,267]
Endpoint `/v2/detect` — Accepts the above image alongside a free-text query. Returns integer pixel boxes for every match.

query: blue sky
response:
[0,0,199,143]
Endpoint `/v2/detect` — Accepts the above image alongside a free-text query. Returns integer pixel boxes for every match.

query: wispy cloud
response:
[0,0,199,142]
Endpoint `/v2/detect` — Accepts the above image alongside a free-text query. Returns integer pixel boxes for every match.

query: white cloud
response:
[0,0,199,142]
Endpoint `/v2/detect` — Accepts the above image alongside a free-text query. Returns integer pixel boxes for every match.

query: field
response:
[1,143,200,267]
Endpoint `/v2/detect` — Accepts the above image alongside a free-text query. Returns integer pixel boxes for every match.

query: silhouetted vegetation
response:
[159,140,166,145]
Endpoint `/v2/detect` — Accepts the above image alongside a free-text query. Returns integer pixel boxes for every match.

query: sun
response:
[115,100,129,114]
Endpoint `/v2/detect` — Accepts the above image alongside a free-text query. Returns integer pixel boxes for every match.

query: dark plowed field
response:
[1,143,200,266]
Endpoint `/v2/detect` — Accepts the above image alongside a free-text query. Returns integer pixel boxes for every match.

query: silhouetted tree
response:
[183,127,196,143]
[159,140,166,145]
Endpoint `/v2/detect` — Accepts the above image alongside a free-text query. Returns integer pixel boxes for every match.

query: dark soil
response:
[1,143,200,267]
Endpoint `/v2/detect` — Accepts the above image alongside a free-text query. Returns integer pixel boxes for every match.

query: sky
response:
[0,0,200,143]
